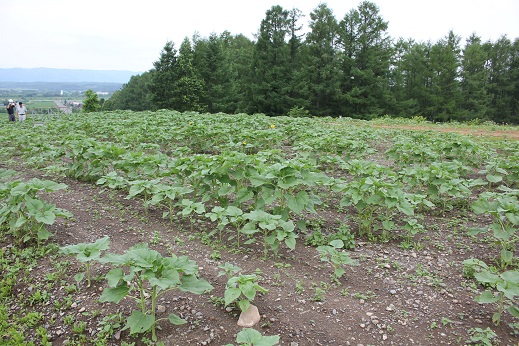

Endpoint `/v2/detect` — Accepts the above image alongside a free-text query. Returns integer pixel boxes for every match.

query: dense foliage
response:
[106,1,519,124]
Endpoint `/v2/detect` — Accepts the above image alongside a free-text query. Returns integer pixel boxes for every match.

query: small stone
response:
[78,307,85,313]
[157,305,166,313]
[475,319,483,324]
[389,290,397,295]
[382,334,388,340]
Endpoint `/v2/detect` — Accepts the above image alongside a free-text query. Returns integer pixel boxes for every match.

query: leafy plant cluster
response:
[0,169,72,246]
[1,109,519,343]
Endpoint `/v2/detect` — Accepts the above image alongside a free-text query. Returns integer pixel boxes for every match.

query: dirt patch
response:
[370,124,519,141]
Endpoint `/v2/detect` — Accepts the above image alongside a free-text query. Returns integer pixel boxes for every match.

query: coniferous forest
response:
[105,1,519,124]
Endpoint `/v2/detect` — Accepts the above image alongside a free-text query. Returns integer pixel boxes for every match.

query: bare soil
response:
[370,124,519,141]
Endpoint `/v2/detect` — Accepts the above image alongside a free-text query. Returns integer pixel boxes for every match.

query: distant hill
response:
[0,68,142,83]
[0,81,124,92]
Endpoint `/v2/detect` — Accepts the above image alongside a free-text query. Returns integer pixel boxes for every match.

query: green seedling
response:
[225,328,280,346]
[99,243,213,341]
[60,236,110,287]
[463,258,519,325]
[0,178,72,245]
[469,190,518,269]
[218,263,268,313]
[316,239,357,283]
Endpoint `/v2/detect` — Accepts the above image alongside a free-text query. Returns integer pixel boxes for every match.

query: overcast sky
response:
[2,0,518,72]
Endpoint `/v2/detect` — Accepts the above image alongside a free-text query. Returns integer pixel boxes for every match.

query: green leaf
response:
[500,250,514,265]
[99,283,129,304]
[224,287,242,306]
[74,272,85,283]
[329,239,344,249]
[105,268,124,288]
[501,271,519,284]
[508,305,519,318]
[149,269,180,290]
[397,200,414,216]
[237,299,251,313]
[467,227,487,236]
[475,291,499,304]
[236,328,262,343]
[168,314,187,325]
[179,275,213,294]
[236,328,280,346]
[240,282,257,301]
[124,310,154,335]
[284,236,296,250]
[471,199,491,215]
[486,174,502,183]
[37,228,53,241]
[475,271,500,285]
[334,267,345,278]
[286,191,309,214]
[15,215,27,228]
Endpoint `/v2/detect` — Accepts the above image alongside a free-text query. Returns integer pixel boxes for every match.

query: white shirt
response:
[16,105,27,114]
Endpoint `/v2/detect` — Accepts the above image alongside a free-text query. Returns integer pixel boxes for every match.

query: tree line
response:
[104,1,519,124]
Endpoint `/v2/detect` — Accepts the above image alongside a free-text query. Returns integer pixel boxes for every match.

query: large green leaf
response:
[236,328,280,346]
[99,283,129,303]
[475,271,500,285]
[224,287,242,306]
[37,228,53,240]
[124,310,154,335]
[240,282,257,301]
[105,268,124,288]
[285,191,309,214]
[168,314,187,325]
[237,299,251,312]
[149,269,180,290]
[475,291,499,304]
[179,275,213,294]
[508,305,519,318]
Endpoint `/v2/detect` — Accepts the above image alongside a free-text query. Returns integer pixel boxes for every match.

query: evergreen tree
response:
[510,38,519,123]
[302,3,341,117]
[250,5,293,115]
[174,37,205,112]
[285,8,308,111]
[105,72,152,111]
[486,36,518,123]
[82,89,100,113]
[148,41,179,110]
[428,31,462,121]
[388,38,416,117]
[338,1,392,118]
[193,32,231,113]
[222,33,255,114]
[459,34,490,121]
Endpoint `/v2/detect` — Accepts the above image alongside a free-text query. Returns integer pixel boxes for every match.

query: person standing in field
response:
[16,101,27,121]
[6,99,16,122]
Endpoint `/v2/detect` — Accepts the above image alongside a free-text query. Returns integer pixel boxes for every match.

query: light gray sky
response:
[2,0,518,72]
